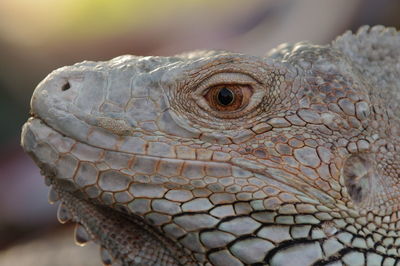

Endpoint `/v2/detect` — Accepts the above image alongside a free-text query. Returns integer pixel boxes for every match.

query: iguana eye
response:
[192,72,266,120]
[204,84,252,112]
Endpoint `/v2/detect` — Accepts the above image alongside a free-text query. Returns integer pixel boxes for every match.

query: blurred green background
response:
[0,0,399,264]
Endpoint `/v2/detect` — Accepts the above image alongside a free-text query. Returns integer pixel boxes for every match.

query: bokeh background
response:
[0,0,399,264]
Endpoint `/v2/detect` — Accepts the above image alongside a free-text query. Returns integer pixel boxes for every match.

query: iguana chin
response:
[21,25,400,265]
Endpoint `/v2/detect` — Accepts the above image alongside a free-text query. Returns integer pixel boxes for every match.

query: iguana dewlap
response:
[21,25,400,266]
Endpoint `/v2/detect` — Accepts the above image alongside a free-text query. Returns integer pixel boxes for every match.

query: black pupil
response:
[217,87,234,106]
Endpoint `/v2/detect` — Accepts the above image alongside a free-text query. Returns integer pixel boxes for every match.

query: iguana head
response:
[21,26,400,265]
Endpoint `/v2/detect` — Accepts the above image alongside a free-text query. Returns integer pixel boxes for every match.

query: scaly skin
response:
[21,26,400,265]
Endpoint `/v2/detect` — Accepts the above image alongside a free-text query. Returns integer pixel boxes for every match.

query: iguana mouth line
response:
[27,115,226,166]
[27,117,327,208]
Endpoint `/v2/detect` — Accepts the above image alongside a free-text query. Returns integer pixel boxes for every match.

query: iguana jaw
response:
[21,118,193,265]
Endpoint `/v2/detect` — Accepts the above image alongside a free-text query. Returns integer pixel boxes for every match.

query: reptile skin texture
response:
[21,25,400,265]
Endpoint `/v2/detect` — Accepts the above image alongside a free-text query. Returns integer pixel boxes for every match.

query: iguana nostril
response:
[61,81,71,91]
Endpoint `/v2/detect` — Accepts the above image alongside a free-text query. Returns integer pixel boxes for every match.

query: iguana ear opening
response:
[342,153,386,210]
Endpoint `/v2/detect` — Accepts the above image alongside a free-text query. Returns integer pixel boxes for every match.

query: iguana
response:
[21,25,400,265]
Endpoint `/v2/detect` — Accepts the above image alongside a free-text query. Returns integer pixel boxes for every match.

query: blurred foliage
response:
[0,82,25,144]
[0,0,241,46]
